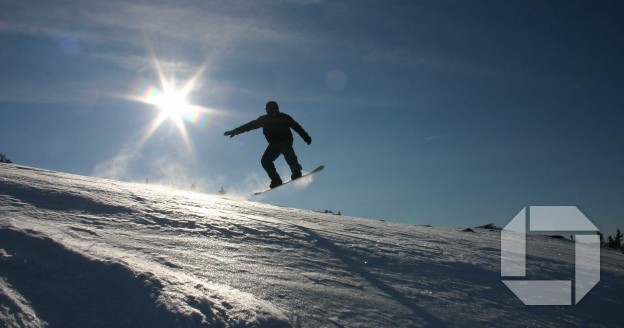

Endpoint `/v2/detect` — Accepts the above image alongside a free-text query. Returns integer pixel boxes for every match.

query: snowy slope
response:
[0,164,622,327]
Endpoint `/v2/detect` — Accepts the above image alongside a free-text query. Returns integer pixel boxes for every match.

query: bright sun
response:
[123,75,198,153]
[153,87,191,120]
[121,55,217,155]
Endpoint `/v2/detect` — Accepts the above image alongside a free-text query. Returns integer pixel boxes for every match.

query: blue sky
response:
[1,0,623,235]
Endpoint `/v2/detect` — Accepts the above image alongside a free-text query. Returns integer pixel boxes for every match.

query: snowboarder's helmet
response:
[265,101,279,113]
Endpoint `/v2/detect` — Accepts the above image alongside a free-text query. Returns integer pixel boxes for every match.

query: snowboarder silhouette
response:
[224,101,312,189]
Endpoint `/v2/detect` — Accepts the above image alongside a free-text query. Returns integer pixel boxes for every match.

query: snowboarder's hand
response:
[303,135,312,145]
[224,130,238,138]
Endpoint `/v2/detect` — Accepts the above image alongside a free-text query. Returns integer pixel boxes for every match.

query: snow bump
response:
[0,227,291,327]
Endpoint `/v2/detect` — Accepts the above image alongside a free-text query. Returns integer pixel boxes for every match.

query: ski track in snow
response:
[1,164,623,327]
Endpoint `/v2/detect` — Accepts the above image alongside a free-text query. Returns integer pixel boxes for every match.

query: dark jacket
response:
[233,112,311,145]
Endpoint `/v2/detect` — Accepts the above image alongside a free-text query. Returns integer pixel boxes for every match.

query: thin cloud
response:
[1,1,305,51]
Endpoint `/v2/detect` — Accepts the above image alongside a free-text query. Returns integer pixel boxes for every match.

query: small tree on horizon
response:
[605,229,623,252]
[612,229,622,249]
[0,153,12,164]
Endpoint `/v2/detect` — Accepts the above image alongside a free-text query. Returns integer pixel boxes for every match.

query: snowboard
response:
[253,165,324,196]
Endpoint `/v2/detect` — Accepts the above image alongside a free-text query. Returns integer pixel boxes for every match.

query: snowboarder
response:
[224,101,312,189]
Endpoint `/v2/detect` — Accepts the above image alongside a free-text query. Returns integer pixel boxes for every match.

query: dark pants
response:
[261,140,302,182]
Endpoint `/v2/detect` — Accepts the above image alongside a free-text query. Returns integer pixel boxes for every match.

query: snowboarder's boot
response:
[291,171,302,180]
[270,178,283,189]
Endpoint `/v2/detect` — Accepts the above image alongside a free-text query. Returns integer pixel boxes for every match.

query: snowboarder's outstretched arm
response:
[223,119,262,138]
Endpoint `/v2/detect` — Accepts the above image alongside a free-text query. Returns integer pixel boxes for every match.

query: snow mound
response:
[0,227,290,327]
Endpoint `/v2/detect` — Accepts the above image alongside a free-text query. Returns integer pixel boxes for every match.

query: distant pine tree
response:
[605,229,623,252]
[614,229,623,249]
[607,236,615,248]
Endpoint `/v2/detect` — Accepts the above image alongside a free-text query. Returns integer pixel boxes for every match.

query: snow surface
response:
[1,164,622,327]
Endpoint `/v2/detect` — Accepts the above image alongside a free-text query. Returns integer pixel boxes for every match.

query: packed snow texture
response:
[0,164,622,327]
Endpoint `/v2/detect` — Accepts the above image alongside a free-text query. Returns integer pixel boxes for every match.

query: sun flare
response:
[154,90,189,117]
[153,87,191,119]
[121,56,218,156]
